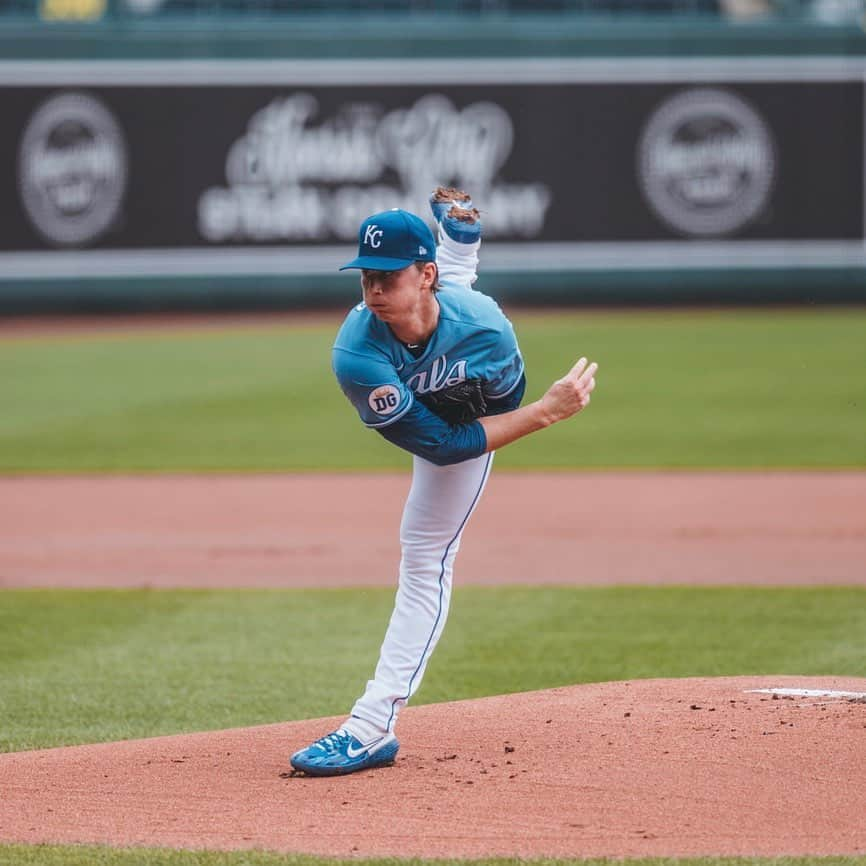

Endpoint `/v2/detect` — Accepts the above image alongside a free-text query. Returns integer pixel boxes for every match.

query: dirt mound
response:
[2,676,865,858]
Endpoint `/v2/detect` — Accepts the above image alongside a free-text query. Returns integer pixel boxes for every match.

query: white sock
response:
[436,229,481,287]
[341,715,388,744]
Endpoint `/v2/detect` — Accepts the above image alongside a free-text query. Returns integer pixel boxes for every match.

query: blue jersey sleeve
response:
[376,401,488,466]
[486,372,526,415]
[482,318,525,401]
[332,347,414,428]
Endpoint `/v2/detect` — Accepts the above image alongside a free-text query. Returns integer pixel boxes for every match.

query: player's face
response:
[361,264,434,324]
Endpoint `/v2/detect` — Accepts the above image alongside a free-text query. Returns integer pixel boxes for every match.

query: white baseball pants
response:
[347,449,494,734]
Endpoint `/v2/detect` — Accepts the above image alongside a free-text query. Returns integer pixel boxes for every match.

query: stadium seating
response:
[0,0,839,22]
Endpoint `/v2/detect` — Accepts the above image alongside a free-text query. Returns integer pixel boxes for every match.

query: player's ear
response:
[414,260,438,291]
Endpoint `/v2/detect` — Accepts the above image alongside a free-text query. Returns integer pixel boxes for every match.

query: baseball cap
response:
[340,208,436,271]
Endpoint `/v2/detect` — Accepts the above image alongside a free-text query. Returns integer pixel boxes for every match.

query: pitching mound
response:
[2,676,865,859]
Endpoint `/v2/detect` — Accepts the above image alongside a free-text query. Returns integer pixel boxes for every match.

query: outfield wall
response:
[1,22,865,310]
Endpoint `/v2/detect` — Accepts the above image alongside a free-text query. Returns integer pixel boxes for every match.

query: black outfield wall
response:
[1,25,864,310]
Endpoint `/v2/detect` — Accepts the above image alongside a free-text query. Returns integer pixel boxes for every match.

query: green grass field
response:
[2,308,864,866]
[2,586,865,752]
[1,308,864,471]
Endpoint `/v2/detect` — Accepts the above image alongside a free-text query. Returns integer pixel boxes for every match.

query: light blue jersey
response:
[333,289,525,465]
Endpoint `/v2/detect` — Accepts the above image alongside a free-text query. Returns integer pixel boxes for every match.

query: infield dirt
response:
[2,472,865,587]
[1,676,865,858]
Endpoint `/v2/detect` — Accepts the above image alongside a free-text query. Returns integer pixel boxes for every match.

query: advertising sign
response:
[0,58,863,281]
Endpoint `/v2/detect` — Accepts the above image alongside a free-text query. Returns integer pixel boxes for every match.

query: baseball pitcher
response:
[290,188,598,776]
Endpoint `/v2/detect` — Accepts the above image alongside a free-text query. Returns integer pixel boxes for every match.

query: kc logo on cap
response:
[364,224,384,249]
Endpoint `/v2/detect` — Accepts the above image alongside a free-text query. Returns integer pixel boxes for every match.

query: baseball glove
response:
[420,378,488,425]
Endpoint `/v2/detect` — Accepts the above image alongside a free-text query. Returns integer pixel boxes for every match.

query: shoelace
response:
[317,730,352,753]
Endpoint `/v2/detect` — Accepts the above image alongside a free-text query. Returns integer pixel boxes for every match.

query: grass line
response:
[2,845,866,866]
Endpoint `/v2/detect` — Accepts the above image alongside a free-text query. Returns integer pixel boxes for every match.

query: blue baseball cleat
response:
[430,186,482,244]
[290,729,399,776]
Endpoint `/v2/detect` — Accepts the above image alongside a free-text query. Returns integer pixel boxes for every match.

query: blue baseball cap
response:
[340,208,436,272]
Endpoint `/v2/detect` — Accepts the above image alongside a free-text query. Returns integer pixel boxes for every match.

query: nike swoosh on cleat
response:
[346,737,383,759]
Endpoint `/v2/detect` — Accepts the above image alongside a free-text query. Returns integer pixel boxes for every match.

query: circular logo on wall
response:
[18,92,128,246]
[637,88,776,237]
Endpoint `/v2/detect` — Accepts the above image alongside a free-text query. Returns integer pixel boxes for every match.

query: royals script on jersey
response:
[332,289,524,429]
